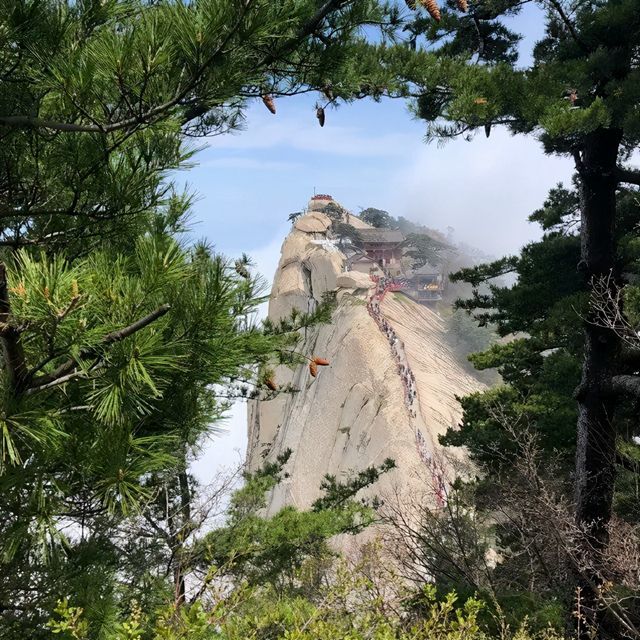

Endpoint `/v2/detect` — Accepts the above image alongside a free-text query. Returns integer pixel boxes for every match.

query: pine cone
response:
[474,97,487,105]
[265,377,277,391]
[405,0,416,9]
[316,106,325,127]
[419,0,441,21]
[456,0,468,11]
[309,361,318,377]
[234,260,250,279]
[262,95,276,114]
[313,357,330,366]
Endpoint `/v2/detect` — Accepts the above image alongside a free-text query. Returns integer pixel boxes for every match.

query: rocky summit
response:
[246,199,483,515]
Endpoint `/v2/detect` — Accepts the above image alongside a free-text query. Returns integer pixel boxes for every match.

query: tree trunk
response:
[574,128,622,635]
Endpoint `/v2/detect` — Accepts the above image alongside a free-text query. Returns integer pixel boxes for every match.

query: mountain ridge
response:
[246,200,483,514]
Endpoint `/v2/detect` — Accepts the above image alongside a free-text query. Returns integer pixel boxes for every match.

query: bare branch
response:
[587,272,639,349]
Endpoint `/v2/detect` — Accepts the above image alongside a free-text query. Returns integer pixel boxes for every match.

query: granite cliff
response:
[246,199,482,514]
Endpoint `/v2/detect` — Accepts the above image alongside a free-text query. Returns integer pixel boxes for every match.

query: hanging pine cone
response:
[419,0,441,21]
[316,106,325,127]
[474,97,487,105]
[456,0,468,11]
[265,377,277,391]
[313,357,330,366]
[309,361,318,377]
[262,95,276,114]
[234,260,250,279]
[405,0,416,9]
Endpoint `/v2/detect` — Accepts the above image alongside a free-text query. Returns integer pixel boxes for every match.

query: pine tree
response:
[0,1,420,633]
[405,2,640,632]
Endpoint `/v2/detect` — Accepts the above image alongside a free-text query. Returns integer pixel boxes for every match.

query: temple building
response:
[356,228,405,273]
[405,263,445,302]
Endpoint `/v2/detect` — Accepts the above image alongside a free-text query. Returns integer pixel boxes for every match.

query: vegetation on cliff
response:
[1,0,639,639]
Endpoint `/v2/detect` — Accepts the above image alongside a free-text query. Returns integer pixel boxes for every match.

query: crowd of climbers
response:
[366,279,418,417]
[366,276,447,507]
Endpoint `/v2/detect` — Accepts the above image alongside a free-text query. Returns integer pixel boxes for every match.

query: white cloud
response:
[190,227,288,486]
[191,403,247,486]
[390,128,574,256]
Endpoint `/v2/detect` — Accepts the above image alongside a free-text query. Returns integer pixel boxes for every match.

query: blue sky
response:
[184,2,574,271]
[187,4,577,482]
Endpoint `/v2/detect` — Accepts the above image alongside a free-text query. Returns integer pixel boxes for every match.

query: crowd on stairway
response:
[366,282,447,508]
[367,293,418,417]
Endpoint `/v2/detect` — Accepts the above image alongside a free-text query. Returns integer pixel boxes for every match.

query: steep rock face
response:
[246,206,482,514]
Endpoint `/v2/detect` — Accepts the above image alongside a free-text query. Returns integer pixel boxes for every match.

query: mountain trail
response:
[246,203,484,515]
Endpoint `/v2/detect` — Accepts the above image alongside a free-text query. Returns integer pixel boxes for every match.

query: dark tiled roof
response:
[357,228,404,244]
[412,262,441,275]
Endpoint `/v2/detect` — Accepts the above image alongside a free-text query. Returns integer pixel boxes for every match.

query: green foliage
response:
[196,453,394,589]
[0,231,305,634]
[312,457,396,511]
[452,234,585,339]
[403,232,449,267]
[47,569,568,640]
[412,3,640,625]
[444,182,640,479]
[0,0,403,616]
[321,202,348,222]
[450,256,519,289]
[625,284,640,328]
[46,598,89,639]
[441,373,578,471]
[360,207,394,228]
[332,221,363,248]
[529,184,580,232]
[406,0,640,150]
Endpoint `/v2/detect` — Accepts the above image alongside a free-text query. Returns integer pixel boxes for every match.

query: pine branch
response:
[0,0,352,135]
[28,304,171,390]
[24,365,102,396]
[616,452,640,474]
[616,166,640,186]
[610,374,640,398]
[0,0,251,134]
[0,263,28,392]
[543,0,590,53]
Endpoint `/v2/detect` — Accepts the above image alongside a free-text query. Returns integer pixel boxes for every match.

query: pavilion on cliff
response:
[357,228,404,271]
